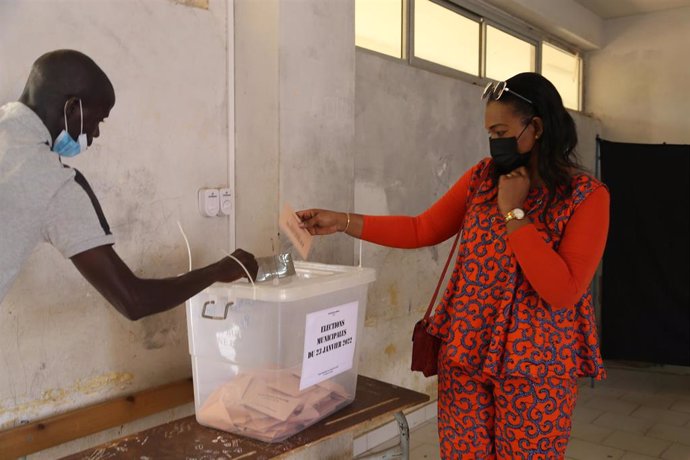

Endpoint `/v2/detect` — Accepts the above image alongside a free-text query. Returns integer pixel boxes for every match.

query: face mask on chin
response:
[489,122,532,175]
[52,99,88,158]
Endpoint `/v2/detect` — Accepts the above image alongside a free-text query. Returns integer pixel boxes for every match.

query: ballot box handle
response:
[201,300,234,320]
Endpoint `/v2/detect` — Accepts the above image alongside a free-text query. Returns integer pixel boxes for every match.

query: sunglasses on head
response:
[482,81,534,106]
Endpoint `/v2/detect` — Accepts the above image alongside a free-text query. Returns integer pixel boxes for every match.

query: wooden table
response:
[62,375,430,459]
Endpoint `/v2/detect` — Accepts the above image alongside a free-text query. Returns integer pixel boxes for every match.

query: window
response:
[485,25,535,81]
[413,0,480,76]
[355,0,584,111]
[355,0,403,59]
[541,42,581,110]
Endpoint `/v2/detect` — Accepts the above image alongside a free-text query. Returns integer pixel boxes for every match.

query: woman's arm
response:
[507,186,610,308]
[299,163,481,249]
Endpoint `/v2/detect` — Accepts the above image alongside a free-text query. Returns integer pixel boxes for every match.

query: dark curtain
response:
[600,139,690,365]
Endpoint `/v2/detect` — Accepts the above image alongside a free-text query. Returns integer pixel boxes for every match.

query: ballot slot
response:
[186,261,375,442]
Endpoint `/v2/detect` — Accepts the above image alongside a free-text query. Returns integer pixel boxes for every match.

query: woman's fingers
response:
[296,209,340,235]
[512,166,529,178]
[296,209,316,222]
[296,209,319,227]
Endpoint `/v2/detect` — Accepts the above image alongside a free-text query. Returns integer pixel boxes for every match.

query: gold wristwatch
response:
[504,208,525,223]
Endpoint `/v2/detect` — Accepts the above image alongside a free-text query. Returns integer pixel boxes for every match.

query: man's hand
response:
[218,249,258,282]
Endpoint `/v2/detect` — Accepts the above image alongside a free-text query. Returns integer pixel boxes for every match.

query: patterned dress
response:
[428,158,606,382]
[361,158,609,459]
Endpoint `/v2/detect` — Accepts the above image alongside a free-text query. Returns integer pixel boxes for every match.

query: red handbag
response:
[411,230,461,377]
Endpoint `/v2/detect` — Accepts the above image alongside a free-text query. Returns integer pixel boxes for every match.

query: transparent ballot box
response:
[186,261,376,442]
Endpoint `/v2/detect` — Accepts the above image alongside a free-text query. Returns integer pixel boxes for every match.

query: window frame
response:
[482,19,541,80]
[354,0,407,59]
[408,0,484,84]
[541,39,584,111]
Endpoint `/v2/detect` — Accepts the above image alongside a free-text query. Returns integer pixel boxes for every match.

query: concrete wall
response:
[0,0,230,455]
[234,0,280,255]
[354,50,485,398]
[353,50,600,399]
[234,0,355,263]
[585,7,690,144]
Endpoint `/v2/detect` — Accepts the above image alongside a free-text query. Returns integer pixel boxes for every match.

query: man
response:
[0,49,257,319]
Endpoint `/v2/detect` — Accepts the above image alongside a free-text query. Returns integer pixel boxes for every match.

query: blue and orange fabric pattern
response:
[437,345,578,459]
[360,157,610,459]
[427,158,606,382]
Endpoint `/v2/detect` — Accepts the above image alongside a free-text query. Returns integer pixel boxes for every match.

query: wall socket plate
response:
[219,188,232,215]
[198,188,220,217]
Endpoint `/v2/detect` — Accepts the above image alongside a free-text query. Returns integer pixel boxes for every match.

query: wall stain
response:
[74,372,134,395]
[141,316,180,350]
[169,0,209,9]
[384,344,396,357]
[143,327,172,350]
[388,282,399,307]
[0,372,134,424]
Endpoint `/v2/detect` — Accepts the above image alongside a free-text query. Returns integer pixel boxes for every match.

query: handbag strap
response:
[422,162,489,321]
[422,230,461,321]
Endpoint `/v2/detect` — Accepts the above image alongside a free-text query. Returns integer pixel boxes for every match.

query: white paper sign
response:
[300,301,359,391]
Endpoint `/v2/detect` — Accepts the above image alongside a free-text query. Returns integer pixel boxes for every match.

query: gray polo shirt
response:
[0,102,115,301]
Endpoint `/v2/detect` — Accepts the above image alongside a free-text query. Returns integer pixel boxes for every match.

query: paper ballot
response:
[197,368,351,443]
[279,203,313,260]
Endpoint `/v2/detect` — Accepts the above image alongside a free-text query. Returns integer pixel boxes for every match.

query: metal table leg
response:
[354,411,410,460]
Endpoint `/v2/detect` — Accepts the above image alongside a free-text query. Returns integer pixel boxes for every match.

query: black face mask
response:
[489,123,531,174]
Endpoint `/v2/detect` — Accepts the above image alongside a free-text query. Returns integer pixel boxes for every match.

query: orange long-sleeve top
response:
[360,162,610,310]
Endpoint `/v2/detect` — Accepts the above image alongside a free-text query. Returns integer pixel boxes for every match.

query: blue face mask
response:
[52,99,88,157]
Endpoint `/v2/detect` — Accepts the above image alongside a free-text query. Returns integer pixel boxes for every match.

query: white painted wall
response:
[585,7,690,144]
[0,0,231,443]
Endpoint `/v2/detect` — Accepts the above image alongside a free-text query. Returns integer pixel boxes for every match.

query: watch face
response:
[513,208,525,219]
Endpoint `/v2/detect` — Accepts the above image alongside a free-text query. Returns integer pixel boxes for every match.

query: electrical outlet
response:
[198,188,220,217]
[219,188,232,215]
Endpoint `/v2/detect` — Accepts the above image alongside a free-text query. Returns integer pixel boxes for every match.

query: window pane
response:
[414,0,479,75]
[355,0,403,58]
[485,25,535,81]
[542,42,581,110]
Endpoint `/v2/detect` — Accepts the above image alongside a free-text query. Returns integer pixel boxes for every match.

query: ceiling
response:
[573,0,690,19]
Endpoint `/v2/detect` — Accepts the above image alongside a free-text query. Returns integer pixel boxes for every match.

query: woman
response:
[297,72,608,459]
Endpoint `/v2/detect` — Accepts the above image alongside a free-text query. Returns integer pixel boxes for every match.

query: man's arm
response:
[71,245,258,320]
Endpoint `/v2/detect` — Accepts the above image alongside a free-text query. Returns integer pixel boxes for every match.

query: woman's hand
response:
[297,209,348,236]
[497,166,530,215]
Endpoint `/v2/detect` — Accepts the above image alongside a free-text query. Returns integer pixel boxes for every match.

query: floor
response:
[361,363,690,459]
